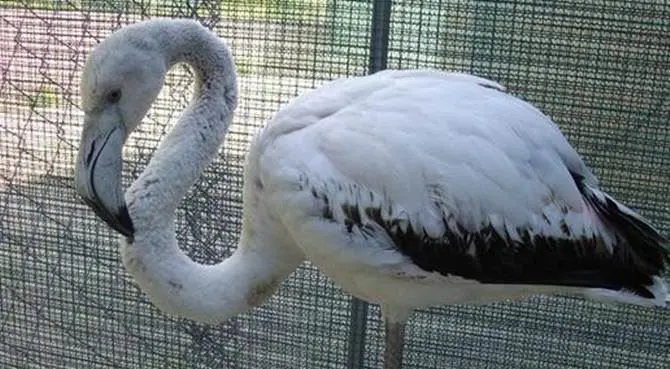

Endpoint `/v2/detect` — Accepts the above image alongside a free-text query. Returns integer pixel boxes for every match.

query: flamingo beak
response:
[75,115,134,240]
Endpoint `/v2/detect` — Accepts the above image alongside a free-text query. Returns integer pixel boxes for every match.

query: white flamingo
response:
[75,19,669,369]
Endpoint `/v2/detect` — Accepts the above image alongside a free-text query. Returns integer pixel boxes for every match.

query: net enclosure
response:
[1,0,669,368]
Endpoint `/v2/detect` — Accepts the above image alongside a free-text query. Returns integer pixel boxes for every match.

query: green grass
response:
[2,0,332,24]
[2,0,135,12]
[220,0,330,23]
[33,85,60,108]
[233,55,255,77]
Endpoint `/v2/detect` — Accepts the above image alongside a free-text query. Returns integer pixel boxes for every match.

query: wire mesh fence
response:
[1,0,668,368]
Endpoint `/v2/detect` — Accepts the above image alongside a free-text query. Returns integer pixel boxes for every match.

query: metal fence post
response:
[346,1,393,369]
[368,0,393,72]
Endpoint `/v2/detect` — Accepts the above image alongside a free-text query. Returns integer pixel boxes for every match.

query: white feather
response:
[260,70,604,239]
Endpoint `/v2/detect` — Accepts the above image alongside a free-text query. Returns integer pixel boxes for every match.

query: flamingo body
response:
[250,70,667,321]
[75,20,668,369]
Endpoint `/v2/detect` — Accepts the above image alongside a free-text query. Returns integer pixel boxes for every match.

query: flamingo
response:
[74,19,669,369]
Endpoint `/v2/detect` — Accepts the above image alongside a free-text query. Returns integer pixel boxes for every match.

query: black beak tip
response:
[80,195,135,241]
[118,205,135,239]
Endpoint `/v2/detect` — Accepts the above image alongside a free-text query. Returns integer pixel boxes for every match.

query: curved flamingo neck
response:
[128,19,238,217]
[118,20,303,323]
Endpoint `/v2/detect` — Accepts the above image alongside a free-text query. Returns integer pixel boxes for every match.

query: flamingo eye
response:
[106,89,122,104]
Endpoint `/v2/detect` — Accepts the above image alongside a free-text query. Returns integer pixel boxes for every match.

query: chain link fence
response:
[1,1,669,368]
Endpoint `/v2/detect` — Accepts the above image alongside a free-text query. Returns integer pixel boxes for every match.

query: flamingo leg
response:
[384,318,406,369]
